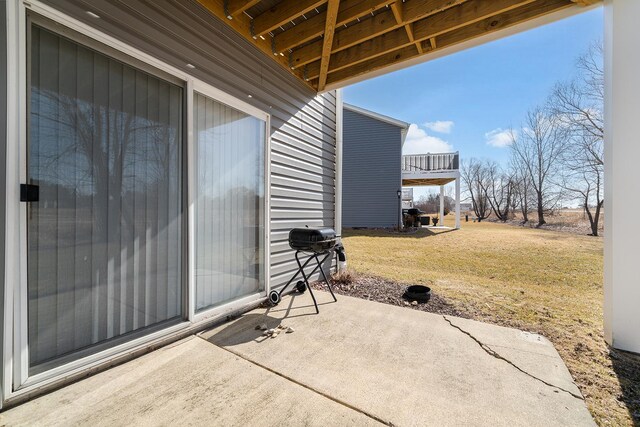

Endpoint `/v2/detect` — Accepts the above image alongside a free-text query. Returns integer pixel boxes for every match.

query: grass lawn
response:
[341,216,639,426]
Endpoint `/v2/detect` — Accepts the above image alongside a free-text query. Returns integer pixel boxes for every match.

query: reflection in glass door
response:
[193,92,266,312]
[27,25,184,373]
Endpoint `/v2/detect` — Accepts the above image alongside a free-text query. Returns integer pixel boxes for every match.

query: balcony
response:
[402,152,460,186]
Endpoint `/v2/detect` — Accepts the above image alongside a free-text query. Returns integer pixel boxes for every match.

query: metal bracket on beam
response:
[223,0,232,19]
[250,19,257,39]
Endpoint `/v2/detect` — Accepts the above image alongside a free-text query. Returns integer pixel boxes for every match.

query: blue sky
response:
[343,6,604,172]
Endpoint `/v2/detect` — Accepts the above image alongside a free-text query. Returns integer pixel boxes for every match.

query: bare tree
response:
[415,193,453,216]
[511,164,534,223]
[483,161,515,222]
[551,42,604,141]
[560,133,604,235]
[510,108,567,227]
[549,42,604,236]
[461,158,491,222]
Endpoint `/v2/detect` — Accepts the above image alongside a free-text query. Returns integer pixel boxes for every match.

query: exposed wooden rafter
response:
[304,0,538,80]
[318,0,341,90]
[199,0,601,91]
[251,0,326,38]
[274,0,397,54]
[224,0,262,18]
[196,0,310,88]
[290,0,467,70]
[390,1,422,54]
[319,0,575,86]
[570,0,600,5]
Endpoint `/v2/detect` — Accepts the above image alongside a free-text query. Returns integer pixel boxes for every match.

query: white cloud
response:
[424,120,454,134]
[403,124,454,155]
[485,128,514,148]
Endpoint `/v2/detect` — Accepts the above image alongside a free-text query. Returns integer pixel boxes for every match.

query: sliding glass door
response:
[27,25,184,373]
[19,18,269,382]
[193,92,266,313]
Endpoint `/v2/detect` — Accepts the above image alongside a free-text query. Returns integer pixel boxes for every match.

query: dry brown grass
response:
[342,215,639,426]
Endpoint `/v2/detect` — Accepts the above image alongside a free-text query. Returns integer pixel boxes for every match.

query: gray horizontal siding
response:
[342,109,402,228]
[42,0,337,289]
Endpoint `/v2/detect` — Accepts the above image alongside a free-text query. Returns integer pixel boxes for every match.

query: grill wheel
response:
[296,281,307,293]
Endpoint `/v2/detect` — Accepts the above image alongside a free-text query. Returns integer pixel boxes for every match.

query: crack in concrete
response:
[442,315,584,400]
[198,335,395,426]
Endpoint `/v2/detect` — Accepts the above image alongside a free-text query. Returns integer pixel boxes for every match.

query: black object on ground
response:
[403,285,432,303]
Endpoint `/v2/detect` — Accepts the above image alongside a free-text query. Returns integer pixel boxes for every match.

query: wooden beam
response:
[390,2,423,55]
[306,0,535,79]
[289,0,466,69]
[290,9,394,67]
[389,1,403,23]
[570,0,600,5]
[195,0,310,88]
[412,0,537,40]
[320,44,420,85]
[226,0,261,18]
[251,0,327,38]
[274,0,397,53]
[408,24,423,53]
[321,0,573,87]
[318,0,341,90]
[306,27,410,78]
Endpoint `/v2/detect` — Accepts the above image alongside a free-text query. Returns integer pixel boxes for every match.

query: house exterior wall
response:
[1,0,338,405]
[0,0,6,407]
[342,108,401,228]
[40,0,338,288]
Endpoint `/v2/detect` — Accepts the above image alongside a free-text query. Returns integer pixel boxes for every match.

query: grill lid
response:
[289,227,337,252]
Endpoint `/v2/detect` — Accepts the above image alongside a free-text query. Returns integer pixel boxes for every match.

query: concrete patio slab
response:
[0,291,595,427]
[0,336,378,427]
[201,291,595,427]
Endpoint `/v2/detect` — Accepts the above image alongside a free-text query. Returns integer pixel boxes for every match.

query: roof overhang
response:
[196,0,601,92]
[344,103,409,129]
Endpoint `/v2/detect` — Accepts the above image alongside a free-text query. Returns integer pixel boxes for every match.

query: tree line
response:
[462,42,604,236]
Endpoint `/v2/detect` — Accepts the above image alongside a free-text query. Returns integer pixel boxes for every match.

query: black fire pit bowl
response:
[403,285,431,303]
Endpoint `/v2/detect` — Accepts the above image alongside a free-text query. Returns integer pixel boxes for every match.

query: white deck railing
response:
[402,152,459,173]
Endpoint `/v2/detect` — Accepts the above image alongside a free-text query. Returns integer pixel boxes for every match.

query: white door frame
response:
[3,0,271,399]
[188,79,271,324]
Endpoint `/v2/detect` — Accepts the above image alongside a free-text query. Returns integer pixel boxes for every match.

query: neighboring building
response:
[402,188,414,209]
[342,104,462,229]
[342,104,409,228]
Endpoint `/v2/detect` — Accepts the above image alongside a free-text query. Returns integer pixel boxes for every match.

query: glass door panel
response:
[193,92,265,312]
[27,25,184,373]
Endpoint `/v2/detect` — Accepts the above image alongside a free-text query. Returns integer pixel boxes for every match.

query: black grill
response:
[288,227,337,253]
[268,227,341,313]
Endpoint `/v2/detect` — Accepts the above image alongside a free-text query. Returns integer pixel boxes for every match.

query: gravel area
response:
[311,274,471,319]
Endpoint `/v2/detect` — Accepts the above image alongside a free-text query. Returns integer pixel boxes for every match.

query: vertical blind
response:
[193,92,265,312]
[28,26,183,370]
